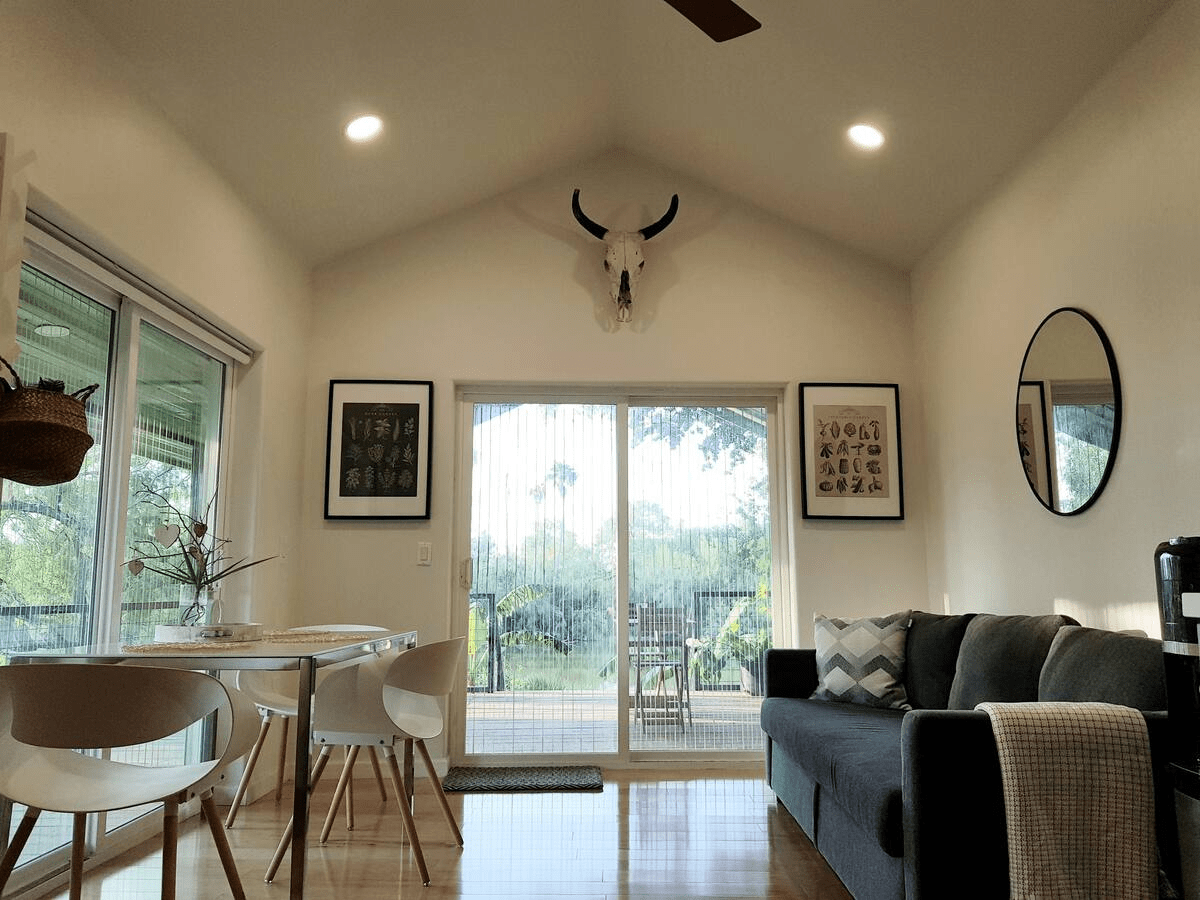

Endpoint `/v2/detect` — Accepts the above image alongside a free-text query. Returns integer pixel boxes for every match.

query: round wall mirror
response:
[1016,307,1121,515]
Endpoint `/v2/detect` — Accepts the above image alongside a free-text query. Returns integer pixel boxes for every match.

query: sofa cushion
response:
[1038,625,1167,710]
[812,610,912,710]
[947,613,1077,709]
[761,696,906,856]
[904,611,975,709]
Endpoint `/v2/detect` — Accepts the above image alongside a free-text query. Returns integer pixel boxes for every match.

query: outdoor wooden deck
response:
[465,687,765,755]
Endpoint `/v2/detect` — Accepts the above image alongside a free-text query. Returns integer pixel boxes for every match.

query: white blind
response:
[24,211,253,364]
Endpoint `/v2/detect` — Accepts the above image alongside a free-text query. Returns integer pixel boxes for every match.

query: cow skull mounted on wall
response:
[572,189,679,323]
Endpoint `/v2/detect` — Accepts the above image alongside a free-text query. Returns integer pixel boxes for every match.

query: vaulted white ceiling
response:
[69,0,1174,270]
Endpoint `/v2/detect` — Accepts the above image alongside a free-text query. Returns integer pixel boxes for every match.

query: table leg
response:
[289,659,316,900]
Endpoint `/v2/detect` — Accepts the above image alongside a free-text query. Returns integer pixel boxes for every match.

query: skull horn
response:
[571,189,608,240]
[639,194,679,241]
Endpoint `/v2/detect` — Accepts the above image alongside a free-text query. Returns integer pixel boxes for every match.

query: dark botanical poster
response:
[325,380,432,519]
[339,402,420,497]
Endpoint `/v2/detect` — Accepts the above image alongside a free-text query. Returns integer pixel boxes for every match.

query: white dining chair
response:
[264,636,466,887]
[224,623,390,828]
[0,662,257,900]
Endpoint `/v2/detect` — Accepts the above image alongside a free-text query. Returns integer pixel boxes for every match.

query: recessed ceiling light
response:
[345,115,383,143]
[34,323,70,338]
[847,123,886,151]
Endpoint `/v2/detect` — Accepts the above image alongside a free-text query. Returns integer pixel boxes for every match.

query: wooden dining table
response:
[8,626,418,900]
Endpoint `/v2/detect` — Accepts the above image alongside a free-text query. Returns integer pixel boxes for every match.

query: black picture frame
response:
[1017,380,1053,508]
[324,379,433,520]
[800,382,904,520]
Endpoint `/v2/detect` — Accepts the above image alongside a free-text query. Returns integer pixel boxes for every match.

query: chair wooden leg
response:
[634,664,644,726]
[70,812,85,900]
[653,666,668,728]
[673,665,684,731]
[382,746,430,885]
[200,792,246,900]
[683,671,693,726]
[161,798,179,900]
[0,806,41,894]
[264,744,333,883]
[345,745,355,831]
[415,739,463,846]
[275,716,290,801]
[368,745,388,801]
[226,714,271,827]
[321,746,360,843]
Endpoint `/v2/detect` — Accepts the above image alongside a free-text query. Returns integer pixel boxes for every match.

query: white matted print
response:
[800,383,903,519]
[324,380,432,519]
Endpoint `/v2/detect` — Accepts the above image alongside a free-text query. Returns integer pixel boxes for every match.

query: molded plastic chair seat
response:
[265,636,466,887]
[0,663,257,900]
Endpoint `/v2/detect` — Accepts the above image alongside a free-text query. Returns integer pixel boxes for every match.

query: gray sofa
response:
[760,612,1179,900]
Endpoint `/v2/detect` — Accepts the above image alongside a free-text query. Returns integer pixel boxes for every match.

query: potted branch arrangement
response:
[125,485,276,642]
[692,593,773,695]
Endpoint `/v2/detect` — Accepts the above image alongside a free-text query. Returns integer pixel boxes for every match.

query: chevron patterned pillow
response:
[812,611,913,710]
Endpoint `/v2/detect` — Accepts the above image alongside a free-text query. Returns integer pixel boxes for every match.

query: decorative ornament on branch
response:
[125,486,276,625]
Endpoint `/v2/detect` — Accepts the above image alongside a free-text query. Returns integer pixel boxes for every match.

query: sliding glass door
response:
[0,265,114,659]
[461,391,778,760]
[466,402,619,754]
[627,404,772,753]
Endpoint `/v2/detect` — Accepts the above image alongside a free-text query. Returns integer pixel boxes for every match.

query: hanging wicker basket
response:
[0,356,99,487]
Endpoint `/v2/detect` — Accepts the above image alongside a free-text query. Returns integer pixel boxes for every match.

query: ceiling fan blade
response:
[661,0,761,42]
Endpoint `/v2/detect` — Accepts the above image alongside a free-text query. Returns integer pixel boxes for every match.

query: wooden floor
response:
[31,770,852,900]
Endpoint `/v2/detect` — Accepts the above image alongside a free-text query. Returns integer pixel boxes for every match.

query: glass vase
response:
[179,584,222,626]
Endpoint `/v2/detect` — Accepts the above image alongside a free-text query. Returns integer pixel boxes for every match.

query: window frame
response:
[21,221,240,646]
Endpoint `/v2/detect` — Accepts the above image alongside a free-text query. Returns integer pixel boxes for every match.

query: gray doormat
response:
[441,765,603,793]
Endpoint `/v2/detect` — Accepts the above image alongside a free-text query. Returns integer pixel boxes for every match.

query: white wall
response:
[913,0,1200,635]
[0,0,313,624]
[302,151,929,648]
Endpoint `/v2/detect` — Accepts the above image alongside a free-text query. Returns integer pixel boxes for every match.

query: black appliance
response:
[1156,536,1200,899]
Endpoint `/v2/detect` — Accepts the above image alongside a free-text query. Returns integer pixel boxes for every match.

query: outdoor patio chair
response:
[631,604,692,731]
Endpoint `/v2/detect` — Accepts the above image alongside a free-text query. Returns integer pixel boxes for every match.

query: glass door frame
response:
[450,383,792,766]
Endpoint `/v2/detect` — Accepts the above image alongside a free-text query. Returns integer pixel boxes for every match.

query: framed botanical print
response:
[324,379,433,519]
[1017,380,1052,507]
[800,382,904,520]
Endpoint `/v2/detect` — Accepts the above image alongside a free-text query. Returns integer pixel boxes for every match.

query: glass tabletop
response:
[10,628,419,670]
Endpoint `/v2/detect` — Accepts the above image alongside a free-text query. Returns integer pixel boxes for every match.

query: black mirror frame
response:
[1016,307,1122,516]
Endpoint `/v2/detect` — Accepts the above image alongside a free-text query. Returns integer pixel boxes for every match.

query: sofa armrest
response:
[765,648,817,699]
[1146,711,1182,892]
[901,709,1009,900]
[902,708,1181,900]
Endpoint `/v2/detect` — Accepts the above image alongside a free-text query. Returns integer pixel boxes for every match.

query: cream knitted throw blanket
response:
[978,701,1157,900]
